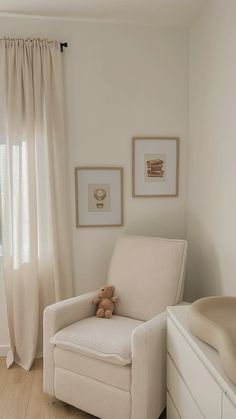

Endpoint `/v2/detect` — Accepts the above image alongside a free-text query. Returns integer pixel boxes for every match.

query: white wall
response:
[1,1,236,348]
[0,16,188,347]
[67,23,188,294]
[186,0,236,300]
[0,16,189,296]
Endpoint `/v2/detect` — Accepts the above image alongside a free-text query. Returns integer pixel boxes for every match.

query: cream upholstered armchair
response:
[43,235,187,419]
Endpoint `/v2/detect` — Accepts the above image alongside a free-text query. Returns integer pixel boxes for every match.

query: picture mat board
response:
[76,168,123,227]
[133,138,178,196]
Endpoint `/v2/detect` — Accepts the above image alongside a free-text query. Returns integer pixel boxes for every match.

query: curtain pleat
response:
[0,38,73,370]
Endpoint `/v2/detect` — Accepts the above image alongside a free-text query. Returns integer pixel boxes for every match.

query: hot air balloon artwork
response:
[88,184,111,212]
[75,167,123,227]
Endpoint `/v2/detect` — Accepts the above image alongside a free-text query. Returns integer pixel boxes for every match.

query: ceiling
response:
[0,0,207,26]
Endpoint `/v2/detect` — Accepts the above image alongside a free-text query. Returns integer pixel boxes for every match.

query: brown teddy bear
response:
[92,285,118,318]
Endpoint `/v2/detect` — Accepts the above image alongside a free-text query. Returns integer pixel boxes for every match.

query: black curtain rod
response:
[60,42,68,52]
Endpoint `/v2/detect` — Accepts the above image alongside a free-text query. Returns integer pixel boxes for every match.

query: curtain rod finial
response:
[60,42,68,52]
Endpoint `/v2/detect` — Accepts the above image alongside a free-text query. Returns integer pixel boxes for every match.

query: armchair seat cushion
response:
[51,315,143,366]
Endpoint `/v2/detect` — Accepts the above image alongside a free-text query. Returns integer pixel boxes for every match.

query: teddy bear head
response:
[99,285,114,299]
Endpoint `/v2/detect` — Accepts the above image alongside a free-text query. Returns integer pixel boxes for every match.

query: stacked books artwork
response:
[146,159,164,178]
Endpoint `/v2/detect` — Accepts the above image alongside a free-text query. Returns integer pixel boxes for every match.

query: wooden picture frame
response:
[75,167,124,227]
[132,137,179,197]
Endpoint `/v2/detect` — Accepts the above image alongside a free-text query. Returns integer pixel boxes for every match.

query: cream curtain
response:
[0,38,73,370]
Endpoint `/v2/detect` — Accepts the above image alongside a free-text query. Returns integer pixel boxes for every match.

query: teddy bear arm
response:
[92,296,102,305]
[111,295,118,303]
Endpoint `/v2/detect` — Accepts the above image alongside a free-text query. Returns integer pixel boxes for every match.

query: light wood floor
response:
[0,358,96,419]
[0,357,166,419]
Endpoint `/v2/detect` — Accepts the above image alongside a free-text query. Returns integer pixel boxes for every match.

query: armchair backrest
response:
[107,235,187,321]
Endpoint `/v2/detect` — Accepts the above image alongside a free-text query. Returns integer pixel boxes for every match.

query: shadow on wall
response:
[184,213,222,303]
[125,206,186,240]
[74,206,186,295]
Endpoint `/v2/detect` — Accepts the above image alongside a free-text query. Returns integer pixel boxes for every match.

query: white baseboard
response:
[0,345,10,357]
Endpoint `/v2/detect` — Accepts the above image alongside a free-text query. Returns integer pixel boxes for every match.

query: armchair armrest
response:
[43,290,97,395]
[131,311,167,419]
[44,291,97,335]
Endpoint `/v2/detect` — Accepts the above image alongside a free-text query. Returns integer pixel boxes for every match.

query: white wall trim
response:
[0,345,10,357]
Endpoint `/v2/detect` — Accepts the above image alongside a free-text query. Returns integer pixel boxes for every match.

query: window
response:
[0,138,30,267]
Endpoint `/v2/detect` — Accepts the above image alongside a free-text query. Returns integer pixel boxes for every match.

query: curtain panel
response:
[0,38,73,370]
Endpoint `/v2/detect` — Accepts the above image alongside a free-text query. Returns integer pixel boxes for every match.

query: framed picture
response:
[132,137,179,197]
[75,167,123,227]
